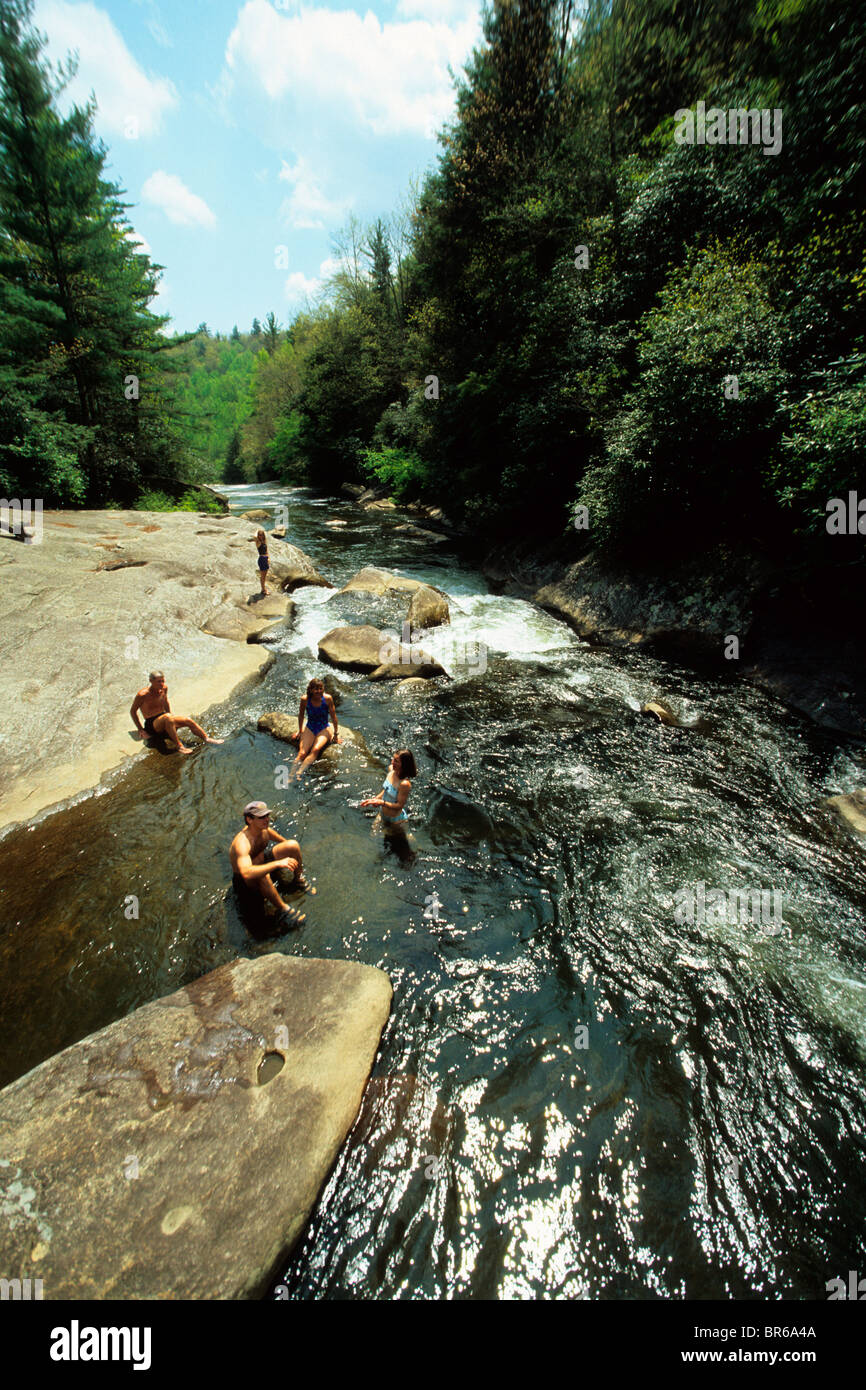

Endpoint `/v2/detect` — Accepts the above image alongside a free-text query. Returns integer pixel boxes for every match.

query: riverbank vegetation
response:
[2,0,863,569]
[0,0,203,507]
[232,0,864,569]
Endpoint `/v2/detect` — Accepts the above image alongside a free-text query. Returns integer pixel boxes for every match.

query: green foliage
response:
[134,488,223,514]
[360,445,429,501]
[0,0,191,507]
[769,354,866,532]
[135,0,865,573]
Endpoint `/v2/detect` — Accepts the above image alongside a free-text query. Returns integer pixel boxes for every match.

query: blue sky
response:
[32,0,483,333]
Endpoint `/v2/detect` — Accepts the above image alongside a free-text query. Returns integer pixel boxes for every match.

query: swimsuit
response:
[382,776,408,823]
[306,699,330,735]
[257,541,269,573]
[143,716,157,735]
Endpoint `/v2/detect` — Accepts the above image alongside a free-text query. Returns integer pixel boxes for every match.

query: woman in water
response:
[292,677,341,778]
[360,749,418,825]
[248,527,270,595]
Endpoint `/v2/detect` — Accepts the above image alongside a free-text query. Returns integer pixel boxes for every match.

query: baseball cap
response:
[243,801,274,818]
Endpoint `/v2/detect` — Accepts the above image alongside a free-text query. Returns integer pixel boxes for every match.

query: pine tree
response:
[0,0,178,503]
[263,311,281,355]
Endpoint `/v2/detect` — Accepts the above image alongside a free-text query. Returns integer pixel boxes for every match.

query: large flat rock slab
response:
[0,511,326,831]
[0,955,392,1300]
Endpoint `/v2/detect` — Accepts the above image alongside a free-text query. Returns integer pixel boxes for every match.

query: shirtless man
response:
[228,801,314,929]
[129,671,224,756]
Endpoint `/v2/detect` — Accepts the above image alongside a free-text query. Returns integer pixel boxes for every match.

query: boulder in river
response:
[248,621,289,645]
[641,701,680,727]
[825,790,866,835]
[257,712,372,757]
[204,606,275,643]
[396,678,437,694]
[408,584,450,631]
[341,482,366,499]
[271,526,287,539]
[0,954,392,1300]
[245,593,295,620]
[318,625,390,672]
[336,567,423,598]
[267,541,332,592]
[395,524,447,543]
[241,509,271,523]
[368,660,445,681]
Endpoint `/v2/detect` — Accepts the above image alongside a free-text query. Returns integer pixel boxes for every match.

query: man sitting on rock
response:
[229,801,313,930]
[130,671,224,755]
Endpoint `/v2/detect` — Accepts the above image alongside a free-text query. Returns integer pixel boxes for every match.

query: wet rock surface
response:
[0,954,392,1299]
[0,510,301,832]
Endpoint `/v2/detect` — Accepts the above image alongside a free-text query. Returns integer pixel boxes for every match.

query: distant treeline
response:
[3,0,864,563]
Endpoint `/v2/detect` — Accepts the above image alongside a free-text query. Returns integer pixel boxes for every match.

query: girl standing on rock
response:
[247,528,270,595]
[292,677,341,778]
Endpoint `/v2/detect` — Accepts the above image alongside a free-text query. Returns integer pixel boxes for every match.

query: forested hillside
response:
[3,0,864,564]
[231,0,865,564]
[0,0,203,507]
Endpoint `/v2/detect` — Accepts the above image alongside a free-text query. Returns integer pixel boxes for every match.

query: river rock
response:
[395,524,447,543]
[257,713,371,757]
[245,594,295,620]
[408,585,450,631]
[364,498,396,511]
[825,790,866,835]
[396,678,437,694]
[368,659,445,681]
[0,954,392,1300]
[248,621,289,645]
[204,606,273,643]
[241,509,271,523]
[271,526,287,539]
[641,701,680,727]
[257,711,298,741]
[341,483,366,499]
[335,567,423,598]
[318,625,389,671]
[267,541,331,592]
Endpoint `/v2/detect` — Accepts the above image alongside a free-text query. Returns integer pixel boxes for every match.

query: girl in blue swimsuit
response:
[248,528,269,595]
[292,677,340,778]
[361,749,417,825]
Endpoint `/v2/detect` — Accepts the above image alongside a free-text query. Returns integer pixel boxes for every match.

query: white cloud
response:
[278,158,350,230]
[284,270,321,300]
[223,0,480,138]
[284,256,345,304]
[141,171,217,228]
[34,0,178,137]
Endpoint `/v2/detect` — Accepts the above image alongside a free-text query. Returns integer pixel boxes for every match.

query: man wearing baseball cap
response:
[229,801,314,930]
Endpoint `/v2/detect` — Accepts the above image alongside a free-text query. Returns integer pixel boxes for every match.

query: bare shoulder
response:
[230,827,251,855]
[134,687,148,701]
[326,693,335,707]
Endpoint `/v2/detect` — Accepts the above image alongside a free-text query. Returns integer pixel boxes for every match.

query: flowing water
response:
[1,483,865,1300]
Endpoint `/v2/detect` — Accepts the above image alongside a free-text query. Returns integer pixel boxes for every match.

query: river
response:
[1,482,865,1299]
